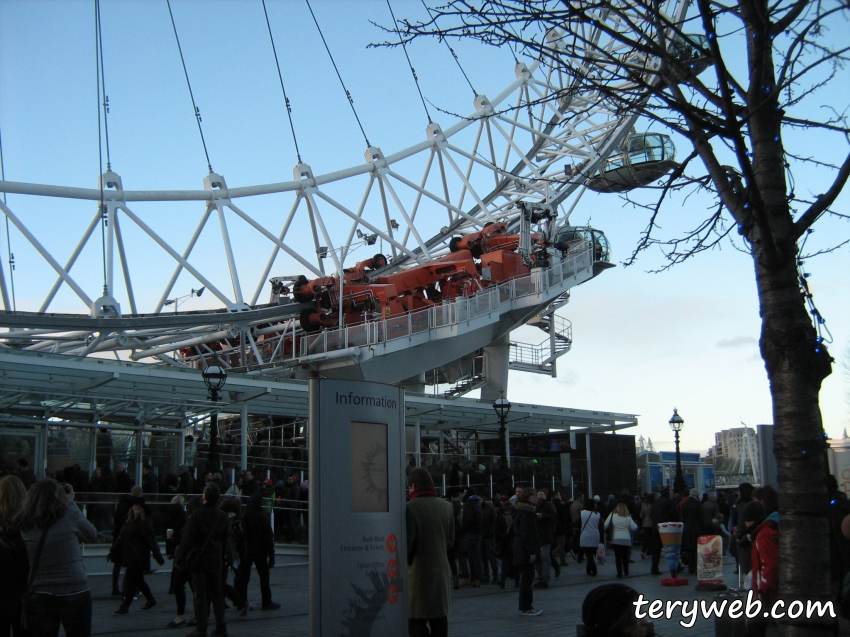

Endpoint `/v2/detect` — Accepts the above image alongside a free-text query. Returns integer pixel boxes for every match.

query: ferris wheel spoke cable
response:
[418,0,477,97]
[0,123,16,311]
[385,0,431,124]
[261,0,303,164]
[166,0,214,174]
[95,0,109,296]
[304,0,370,148]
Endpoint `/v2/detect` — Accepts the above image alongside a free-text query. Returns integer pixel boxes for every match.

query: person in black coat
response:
[650,486,680,576]
[113,496,165,615]
[512,487,543,616]
[114,462,133,494]
[681,489,704,575]
[164,496,187,558]
[110,486,142,596]
[0,475,29,637]
[235,493,280,610]
[180,483,230,637]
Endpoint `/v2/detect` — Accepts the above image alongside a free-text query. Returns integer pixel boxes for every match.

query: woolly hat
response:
[465,486,477,497]
[689,488,700,498]
[741,500,766,525]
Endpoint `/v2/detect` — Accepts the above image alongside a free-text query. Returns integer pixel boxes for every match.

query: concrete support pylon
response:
[481,332,510,401]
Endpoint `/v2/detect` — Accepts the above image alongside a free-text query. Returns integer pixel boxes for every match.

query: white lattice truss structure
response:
[0,0,686,369]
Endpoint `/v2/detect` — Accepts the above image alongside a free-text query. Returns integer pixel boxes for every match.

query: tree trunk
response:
[753,244,833,636]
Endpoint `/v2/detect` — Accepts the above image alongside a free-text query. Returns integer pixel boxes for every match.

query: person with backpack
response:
[234,493,280,611]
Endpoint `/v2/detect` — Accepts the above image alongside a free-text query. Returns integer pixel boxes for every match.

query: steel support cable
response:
[304,0,371,148]
[386,0,432,123]
[0,124,16,310]
[95,0,108,295]
[96,0,112,171]
[166,0,214,173]
[261,0,303,163]
[418,0,477,97]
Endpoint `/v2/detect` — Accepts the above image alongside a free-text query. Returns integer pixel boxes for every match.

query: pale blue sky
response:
[1,0,847,455]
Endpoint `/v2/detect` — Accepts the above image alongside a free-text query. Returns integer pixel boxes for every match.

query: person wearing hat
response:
[113,496,165,615]
[582,583,648,637]
[457,487,484,587]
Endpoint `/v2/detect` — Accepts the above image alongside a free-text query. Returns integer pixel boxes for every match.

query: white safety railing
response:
[299,244,592,358]
[510,316,573,367]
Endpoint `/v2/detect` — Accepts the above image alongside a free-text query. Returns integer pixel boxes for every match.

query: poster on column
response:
[309,379,406,637]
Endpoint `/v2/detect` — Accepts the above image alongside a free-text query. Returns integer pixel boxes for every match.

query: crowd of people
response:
[405,473,850,636]
[0,470,284,637]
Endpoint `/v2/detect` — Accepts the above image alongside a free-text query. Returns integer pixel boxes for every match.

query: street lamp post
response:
[668,408,687,495]
[202,365,227,473]
[492,391,512,468]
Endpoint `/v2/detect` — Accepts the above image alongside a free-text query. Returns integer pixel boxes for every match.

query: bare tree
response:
[389,0,850,631]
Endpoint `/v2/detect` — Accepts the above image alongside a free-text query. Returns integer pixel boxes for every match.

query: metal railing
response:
[510,315,573,367]
[299,244,591,358]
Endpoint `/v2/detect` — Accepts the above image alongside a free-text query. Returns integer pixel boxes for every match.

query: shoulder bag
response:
[20,527,49,631]
[175,515,221,573]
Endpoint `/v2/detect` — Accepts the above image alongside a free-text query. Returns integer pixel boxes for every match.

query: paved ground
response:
[79,548,763,637]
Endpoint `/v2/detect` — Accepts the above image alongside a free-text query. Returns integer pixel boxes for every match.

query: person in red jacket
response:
[742,500,778,637]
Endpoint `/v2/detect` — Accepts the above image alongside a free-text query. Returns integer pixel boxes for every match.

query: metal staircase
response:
[509,306,573,377]
[443,354,486,399]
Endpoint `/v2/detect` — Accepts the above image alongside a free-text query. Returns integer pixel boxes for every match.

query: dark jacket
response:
[651,495,680,526]
[114,470,133,494]
[0,529,29,617]
[142,471,158,496]
[494,511,513,556]
[178,472,194,496]
[242,497,274,561]
[553,499,571,536]
[480,501,497,539]
[681,496,704,551]
[164,503,187,557]
[461,496,483,535]
[241,478,260,498]
[112,495,134,549]
[701,499,720,534]
[118,516,163,571]
[181,503,230,573]
[535,499,558,545]
[511,502,541,566]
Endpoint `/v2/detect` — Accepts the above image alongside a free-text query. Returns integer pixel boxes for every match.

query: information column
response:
[309,379,406,636]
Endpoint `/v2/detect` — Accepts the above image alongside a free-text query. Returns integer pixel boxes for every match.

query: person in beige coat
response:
[406,468,455,637]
